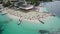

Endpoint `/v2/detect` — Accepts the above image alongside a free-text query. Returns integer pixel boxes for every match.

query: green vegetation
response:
[29,0,52,6]
[30,0,40,6]
[3,0,11,7]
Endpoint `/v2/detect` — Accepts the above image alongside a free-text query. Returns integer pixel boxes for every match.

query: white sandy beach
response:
[1,7,54,23]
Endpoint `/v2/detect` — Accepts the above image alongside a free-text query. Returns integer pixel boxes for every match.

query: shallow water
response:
[0,12,60,34]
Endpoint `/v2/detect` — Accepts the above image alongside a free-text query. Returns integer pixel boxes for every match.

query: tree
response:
[30,0,40,6]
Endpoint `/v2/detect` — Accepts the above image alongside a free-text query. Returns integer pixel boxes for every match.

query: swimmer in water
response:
[17,19,22,25]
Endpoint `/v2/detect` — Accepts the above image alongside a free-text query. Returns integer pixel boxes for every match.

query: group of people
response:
[1,4,56,25]
[3,10,56,25]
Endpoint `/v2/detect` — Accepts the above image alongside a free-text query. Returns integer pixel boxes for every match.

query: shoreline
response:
[1,8,55,23]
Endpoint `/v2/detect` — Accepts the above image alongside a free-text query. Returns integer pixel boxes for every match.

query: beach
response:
[0,1,60,34]
[1,7,55,23]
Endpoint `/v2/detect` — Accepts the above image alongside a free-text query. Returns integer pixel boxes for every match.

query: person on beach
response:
[38,18,44,24]
[39,20,44,24]
[17,19,22,25]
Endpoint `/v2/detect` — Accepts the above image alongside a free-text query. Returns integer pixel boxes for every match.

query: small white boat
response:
[18,0,34,10]
[19,5,34,10]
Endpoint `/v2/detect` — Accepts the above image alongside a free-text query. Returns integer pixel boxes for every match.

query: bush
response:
[3,1,11,7]
[30,0,40,6]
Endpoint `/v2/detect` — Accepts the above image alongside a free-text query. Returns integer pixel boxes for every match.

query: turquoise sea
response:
[0,1,60,34]
[0,12,60,34]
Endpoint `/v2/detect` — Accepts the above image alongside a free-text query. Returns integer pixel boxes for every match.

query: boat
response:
[19,5,34,10]
[17,0,34,10]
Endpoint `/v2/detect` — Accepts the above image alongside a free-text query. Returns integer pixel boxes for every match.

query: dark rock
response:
[1,13,7,16]
[0,29,4,34]
[39,30,49,34]
[0,25,4,34]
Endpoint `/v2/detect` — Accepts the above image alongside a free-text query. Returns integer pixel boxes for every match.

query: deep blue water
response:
[40,1,60,18]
